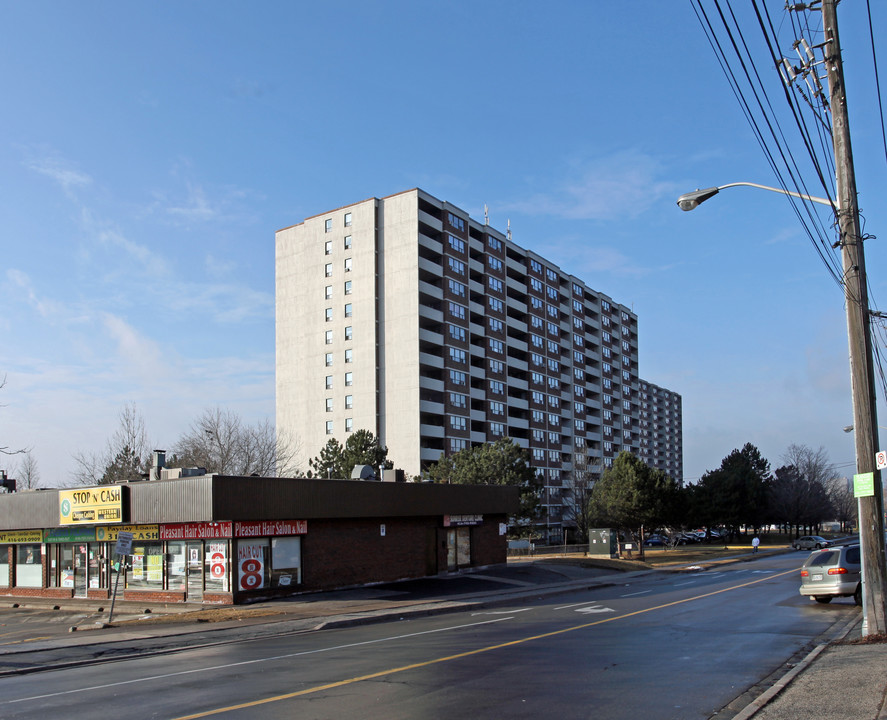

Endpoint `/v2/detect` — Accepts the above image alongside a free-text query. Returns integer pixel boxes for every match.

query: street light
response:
[678,178,885,635]
[676,182,833,211]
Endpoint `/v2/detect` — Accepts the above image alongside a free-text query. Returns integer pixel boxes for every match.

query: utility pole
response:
[822,0,887,636]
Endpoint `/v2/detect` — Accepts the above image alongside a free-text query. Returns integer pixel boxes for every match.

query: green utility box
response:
[587,528,618,558]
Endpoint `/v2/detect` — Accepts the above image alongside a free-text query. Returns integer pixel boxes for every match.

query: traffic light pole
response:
[822,0,887,636]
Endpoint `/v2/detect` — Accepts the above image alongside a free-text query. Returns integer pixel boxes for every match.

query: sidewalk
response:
[0,553,883,719]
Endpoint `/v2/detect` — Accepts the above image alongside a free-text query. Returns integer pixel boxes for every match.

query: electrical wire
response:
[866,0,887,168]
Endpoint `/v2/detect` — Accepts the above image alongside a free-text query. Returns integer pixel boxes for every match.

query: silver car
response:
[792,535,832,550]
[799,544,861,605]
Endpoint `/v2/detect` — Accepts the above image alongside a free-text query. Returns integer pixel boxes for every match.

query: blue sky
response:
[1,2,885,486]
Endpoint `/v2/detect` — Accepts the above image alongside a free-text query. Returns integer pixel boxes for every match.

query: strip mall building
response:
[0,474,517,605]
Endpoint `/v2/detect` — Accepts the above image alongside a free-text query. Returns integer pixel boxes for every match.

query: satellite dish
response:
[351,464,377,481]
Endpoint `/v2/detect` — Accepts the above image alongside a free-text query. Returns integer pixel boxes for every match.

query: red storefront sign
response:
[234,520,307,537]
[160,522,233,540]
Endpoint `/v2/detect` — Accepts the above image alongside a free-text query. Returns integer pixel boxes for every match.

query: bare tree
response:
[70,402,153,486]
[782,444,835,488]
[1,375,27,458]
[562,446,596,543]
[12,450,41,490]
[170,407,301,477]
[827,476,857,532]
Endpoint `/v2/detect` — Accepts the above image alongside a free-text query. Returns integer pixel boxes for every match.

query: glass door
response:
[73,545,88,597]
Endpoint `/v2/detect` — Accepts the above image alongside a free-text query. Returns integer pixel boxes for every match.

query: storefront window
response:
[128,541,164,590]
[236,539,269,592]
[15,544,42,587]
[0,546,9,586]
[166,541,187,593]
[271,537,301,588]
[205,540,229,593]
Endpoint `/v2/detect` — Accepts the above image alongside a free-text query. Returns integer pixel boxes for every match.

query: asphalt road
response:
[0,553,856,720]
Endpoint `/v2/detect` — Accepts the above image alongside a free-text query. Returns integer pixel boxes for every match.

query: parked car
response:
[643,534,669,547]
[799,544,861,605]
[793,535,832,550]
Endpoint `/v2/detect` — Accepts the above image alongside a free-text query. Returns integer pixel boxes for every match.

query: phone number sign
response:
[59,486,124,525]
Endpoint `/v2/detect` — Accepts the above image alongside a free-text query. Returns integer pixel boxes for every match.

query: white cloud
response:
[5,269,64,319]
[23,152,92,196]
[504,149,678,222]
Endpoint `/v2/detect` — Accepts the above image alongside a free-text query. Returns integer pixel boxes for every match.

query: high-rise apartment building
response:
[277,188,681,541]
[638,381,684,484]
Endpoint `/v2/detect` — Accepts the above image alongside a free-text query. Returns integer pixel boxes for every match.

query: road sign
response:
[115,531,133,556]
[877,451,887,470]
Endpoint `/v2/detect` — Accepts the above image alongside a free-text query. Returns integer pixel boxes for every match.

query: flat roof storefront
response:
[0,476,518,605]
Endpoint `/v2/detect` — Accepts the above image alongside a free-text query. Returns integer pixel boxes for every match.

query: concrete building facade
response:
[277,188,682,542]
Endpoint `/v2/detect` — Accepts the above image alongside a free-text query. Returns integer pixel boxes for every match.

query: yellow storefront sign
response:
[0,529,44,544]
[59,487,124,525]
[96,525,159,542]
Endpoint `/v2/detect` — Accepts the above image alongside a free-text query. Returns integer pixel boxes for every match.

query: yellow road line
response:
[173,568,798,720]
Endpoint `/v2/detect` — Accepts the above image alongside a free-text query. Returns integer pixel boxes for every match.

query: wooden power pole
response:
[822,0,887,636]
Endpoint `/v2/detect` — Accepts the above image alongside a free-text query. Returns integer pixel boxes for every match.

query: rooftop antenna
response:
[507,219,512,242]
[484,204,489,225]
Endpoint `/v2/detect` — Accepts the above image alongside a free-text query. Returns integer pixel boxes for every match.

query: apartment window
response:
[325,353,333,367]
[490,422,504,437]
[488,256,503,272]
[575,419,586,432]
[344,258,352,272]
[547,340,558,354]
[448,324,466,342]
[324,263,333,277]
[448,234,465,253]
[325,398,333,412]
[450,416,467,431]
[325,420,334,434]
[344,280,352,295]
[548,432,559,444]
[324,219,332,233]
[573,334,583,347]
[531,353,543,367]
[531,335,544,349]
[489,297,504,313]
[574,368,584,381]
[345,303,352,317]
[345,418,353,432]
[531,372,544,385]
[548,395,560,409]
[450,392,467,408]
[531,316,543,330]
[448,257,466,275]
[448,279,466,297]
[547,359,559,373]
[603,362,612,374]
[533,429,545,443]
[448,302,466,320]
[345,395,353,409]
[530,277,543,292]
[449,369,466,386]
[533,448,545,462]
[325,307,333,322]
[450,438,468,453]
[489,339,503,354]
[490,401,505,416]
[325,330,333,344]
[548,414,560,426]
[488,236,502,251]
[602,300,611,311]
[345,371,353,386]
[532,410,544,423]
[547,304,558,319]
[546,322,559,336]
[530,296,543,310]
[603,332,611,344]
[345,326,353,341]
[575,385,585,397]
[574,402,584,414]
[325,285,333,299]
[325,375,333,390]
[548,377,560,390]
[490,380,504,395]
[573,350,583,363]
[449,348,466,364]
[532,391,544,405]
[324,240,332,255]
[344,212,352,227]
[447,212,465,231]
[603,378,612,389]
[529,259,542,273]
[489,359,504,374]
[573,300,582,313]
[345,349,353,363]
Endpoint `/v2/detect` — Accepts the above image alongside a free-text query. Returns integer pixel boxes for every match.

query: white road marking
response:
[4,617,514,704]
[574,605,615,614]
[620,590,652,598]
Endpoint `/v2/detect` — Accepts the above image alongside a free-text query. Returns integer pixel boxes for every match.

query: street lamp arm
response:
[676,182,833,211]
